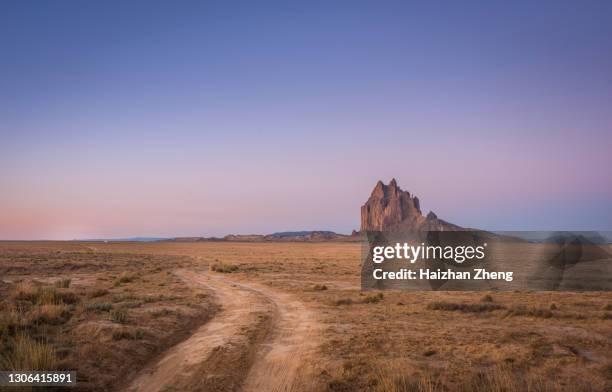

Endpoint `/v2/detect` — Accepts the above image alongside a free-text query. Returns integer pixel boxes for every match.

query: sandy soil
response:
[128,269,321,392]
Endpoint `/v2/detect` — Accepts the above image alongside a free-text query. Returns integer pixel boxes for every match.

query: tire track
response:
[126,269,321,392]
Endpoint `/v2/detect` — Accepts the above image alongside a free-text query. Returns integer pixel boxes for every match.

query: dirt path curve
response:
[126,269,321,392]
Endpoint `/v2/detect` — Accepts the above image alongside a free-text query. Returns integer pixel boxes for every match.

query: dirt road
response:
[126,269,321,392]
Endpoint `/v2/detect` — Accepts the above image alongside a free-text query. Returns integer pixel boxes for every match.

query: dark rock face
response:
[360,179,460,232]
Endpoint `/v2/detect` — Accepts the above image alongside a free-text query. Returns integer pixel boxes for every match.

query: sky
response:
[1,1,612,239]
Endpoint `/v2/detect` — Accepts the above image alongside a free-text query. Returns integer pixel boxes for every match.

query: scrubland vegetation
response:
[0,241,610,391]
[0,243,216,390]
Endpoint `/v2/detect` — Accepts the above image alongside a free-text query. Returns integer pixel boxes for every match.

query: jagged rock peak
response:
[360,179,460,232]
[361,179,423,231]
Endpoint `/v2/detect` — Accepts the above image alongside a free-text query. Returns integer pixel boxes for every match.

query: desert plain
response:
[0,241,611,391]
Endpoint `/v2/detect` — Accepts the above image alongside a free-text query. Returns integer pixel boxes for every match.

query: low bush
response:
[87,289,109,299]
[27,304,70,325]
[149,308,176,318]
[14,284,78,305]
[428,301,505,313]
[362,293,384,304]
[110,307,128,323]
[505,305,553,318]
[84,302,112,312]
[335,298,353,306]
[113,273,136,286]
[210,261,239,273]
[112,329,144,341]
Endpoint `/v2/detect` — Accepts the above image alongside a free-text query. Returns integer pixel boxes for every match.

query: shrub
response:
[27,304,70,325]
[112,329,144,340]
[481,294,494,303]
[122,301,142,309]
[112,293,137,303]
[54,278,71,288]
[0,334,58,371]
[312,284,328,291]
[427,301,505,313]
[14,284,78,305]
[149,308,175,318]
[550,303,558,310]
[88,289,109,299]
[143,294,176,303]
[0,308,22,335]
[85,302,112,313]
[604,303,612,311]
[113,273,136,286]
[373,361,441,392]
[335,298,353,306]
[362,293,384,304]
[505,305,553,318]
[110,307,128,323]
[210,261,239,273]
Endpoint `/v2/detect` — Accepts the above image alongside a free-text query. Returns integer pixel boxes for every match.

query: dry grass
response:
[1,241,610,391]
[427,301,506,312]
[13,283,78,305]
[210,260,239,273]
[0,334,58,371]
[84,302,112,312]
[505,305,553,318]
[27,304,70,325]
[109,307,128,323]
[0,244,216,389]
[362,292,384,304]
[373,360,440,392]
[87,288,109,298]
[482,294,494,302]
[112,328,144,341]
[113,272,137,286]
[54,278,71,288]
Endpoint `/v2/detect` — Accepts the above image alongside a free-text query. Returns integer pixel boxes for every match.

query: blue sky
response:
[1,1,612,239]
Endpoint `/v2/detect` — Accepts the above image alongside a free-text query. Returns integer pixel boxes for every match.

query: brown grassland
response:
[0,241,610,391]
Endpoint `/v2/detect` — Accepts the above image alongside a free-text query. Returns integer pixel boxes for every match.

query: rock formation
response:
[360,179,460,232]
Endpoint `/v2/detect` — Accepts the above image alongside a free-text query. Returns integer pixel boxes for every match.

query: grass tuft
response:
[109,307,128,323]
[505,305,553,318]
[210,261,239,273]
[335,298,353,306]
[428,301,505,313]
[0,334,58,371]
[113,273,136,286]
[362,292,384,304]
[27,304,70,325]
[54,278,71,288]
[87,288,109,299]
[85,302,112,313]
[112,329,144,340]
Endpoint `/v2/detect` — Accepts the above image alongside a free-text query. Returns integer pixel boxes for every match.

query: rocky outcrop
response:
[360,179,460,232]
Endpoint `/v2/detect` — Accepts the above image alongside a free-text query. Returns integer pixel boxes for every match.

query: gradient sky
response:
[1,1,612,239]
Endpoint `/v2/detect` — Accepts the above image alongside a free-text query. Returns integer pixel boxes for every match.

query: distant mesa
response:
[360,179,460,232]
[169,231,357,243]
[169,179,463,243]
